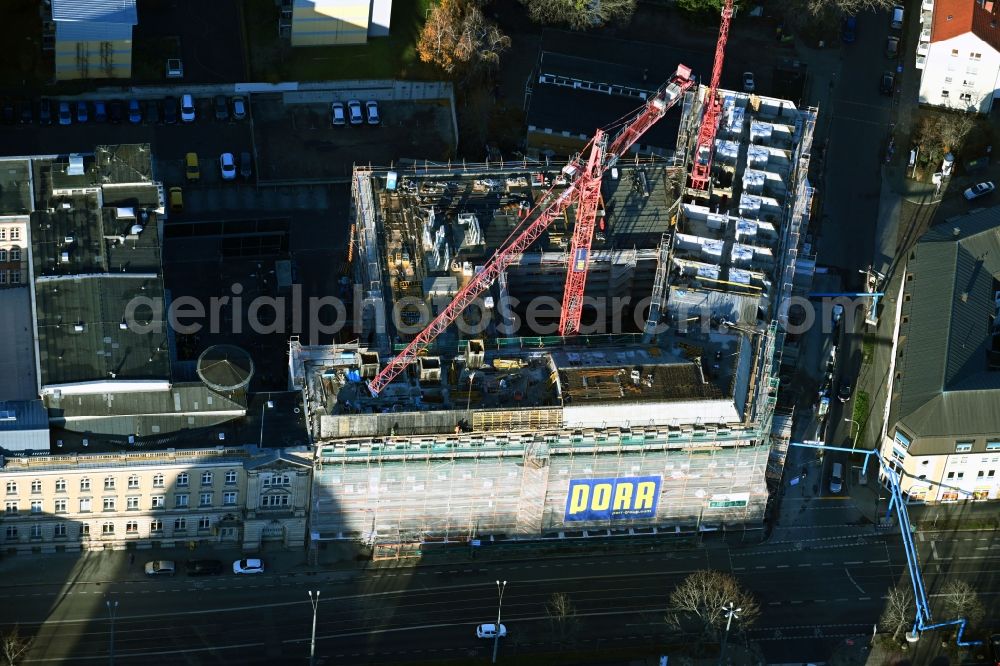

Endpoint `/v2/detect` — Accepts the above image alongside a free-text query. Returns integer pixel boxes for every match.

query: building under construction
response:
[292,81,816,548]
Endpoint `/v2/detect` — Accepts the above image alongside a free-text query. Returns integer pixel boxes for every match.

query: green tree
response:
[520,0,637,30]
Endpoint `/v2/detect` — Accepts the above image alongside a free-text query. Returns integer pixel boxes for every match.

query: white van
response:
[830,462,844,494]
[890,5,904,30]
[180,94,196,123]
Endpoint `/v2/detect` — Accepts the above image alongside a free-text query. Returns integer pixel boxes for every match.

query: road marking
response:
[776,564,789,569]
[732,566,746,571]
[822,562,834,566]
[790,600,803,605]
[797,563,811,567]
[869,559,889,564]
[836,598,848,602]
[844,568,866,595]
[768,601,781,606]
[858,596,871,601]
[844,561,862,565]
[755,566,766,569]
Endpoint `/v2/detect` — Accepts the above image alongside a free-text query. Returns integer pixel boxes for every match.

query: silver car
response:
[144,560,176,576]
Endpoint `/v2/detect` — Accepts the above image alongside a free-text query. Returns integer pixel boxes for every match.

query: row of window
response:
[949,49,982,60]
[894,430,1000,454]
[5,516,215,540]
[0,248,21,262]
[0,270,21,285]
[6,492,240,514]
[0,227,21,241]
[940,90,975,103]
[6,471,240,495]
[946,469,997,480]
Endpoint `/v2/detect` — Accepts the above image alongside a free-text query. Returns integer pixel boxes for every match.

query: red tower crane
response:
[367,67,694,396]
[688,0,735,191]
[558,129,606,337]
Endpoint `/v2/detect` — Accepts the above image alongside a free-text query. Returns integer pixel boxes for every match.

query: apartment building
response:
[52,0,137,80]
[881,207,1000,502]
[0,217,27,288]
[0,445,312,554]
[917,0,1000,113]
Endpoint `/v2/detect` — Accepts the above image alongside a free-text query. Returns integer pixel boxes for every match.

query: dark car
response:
[145,99,161,124]
[128,99,142,124]
[988,633,1000,666]
[214,95,229,121]
[18,100,32,124]
[879,72,895,96]
[108,99,124,124]
[1,99,15,125]
[39,98,53,125]
[240,151,252,179]
[75,100,89,123]
[163,96,179,124]
[841,15,857,43]
[838,383,852,403]
[93,101,108,123]
[885,35,900,59]
[185,559,224,576]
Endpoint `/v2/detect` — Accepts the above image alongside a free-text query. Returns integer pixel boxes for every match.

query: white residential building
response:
[917,0,1000,113]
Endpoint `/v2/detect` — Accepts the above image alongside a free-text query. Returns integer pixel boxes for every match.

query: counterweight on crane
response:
[366,67,694,396]
[688,0,734,191]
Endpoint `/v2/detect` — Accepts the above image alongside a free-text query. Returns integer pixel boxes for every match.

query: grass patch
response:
[131,35,181,83]
[244,0,439,82]
[0,0,46,90]
[852,389,870,446]
[862,332,876,365]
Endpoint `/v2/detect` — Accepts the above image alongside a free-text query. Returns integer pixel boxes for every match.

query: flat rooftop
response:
[0,159,32,214]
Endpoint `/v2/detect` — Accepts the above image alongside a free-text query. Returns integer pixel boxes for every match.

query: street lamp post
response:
[845,417,860,449]
[492,580,507,664]
[308,591,320,666]
[718,601,741,665]
[106,599,118,666]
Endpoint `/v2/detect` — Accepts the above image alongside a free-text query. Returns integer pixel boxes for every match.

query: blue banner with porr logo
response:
[564,476,662,522]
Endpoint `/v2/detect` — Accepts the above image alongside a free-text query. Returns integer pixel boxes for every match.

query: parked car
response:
[231,95,247,120]
[885,35,900,59]
[964,181,995,200]
[837,383,852,403]
[213,95,229,121]
[829,462,844,494]
[476,624,507,639]
[58,101,72,125]
[93,101,108,123]
[879,72,895,96]
[233,558,264,574]
[330,102,346,127]
[219,152,237,181]
[185,152,201,182]
[128,99,142,124]
[75,100,88,123]
[163,96,179,124]
[841,15,857,43]
[108,99,124,124]
[39,98,53,125]
[988,633,1000,666]
[180,93,196,122]
[145,99,161,124]
[0,99,15,125]
[169,186,183,213]
[18,100,32,124]
[347,99,363,125]
[240,151,252,179]
[890,4,904,30]
[185,559,224,576]
[365,100,380,125]
[742,72,755,93]
[144,560,176,576]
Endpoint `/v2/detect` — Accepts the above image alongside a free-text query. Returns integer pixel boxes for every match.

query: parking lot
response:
[252,95,456,182]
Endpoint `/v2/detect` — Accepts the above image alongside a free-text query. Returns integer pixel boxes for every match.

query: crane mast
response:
[366,67,694,396]
[688,0,734,191]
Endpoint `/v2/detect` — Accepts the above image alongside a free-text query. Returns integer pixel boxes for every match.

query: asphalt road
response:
[818,11,895,275]
[5,528,999,664]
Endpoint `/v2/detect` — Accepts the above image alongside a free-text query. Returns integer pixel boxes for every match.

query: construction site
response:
[292,9,817,547]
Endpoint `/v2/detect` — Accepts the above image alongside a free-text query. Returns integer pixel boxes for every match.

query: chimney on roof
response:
[961,292,969,302]
[953,227,961,236]
[986,0,995,12]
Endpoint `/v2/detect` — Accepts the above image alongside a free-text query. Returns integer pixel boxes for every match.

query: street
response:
[3,524,999,664]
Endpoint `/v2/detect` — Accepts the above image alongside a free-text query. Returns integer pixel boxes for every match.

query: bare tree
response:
[417,0,510,76]
[667,570,760,640]
[941,580,985,630]
[520,0,637,30]
[804,0,894,16]
[880,587,914,643]
[915,111,977,160]
[546,592,579,643]
[1,626,30,666]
